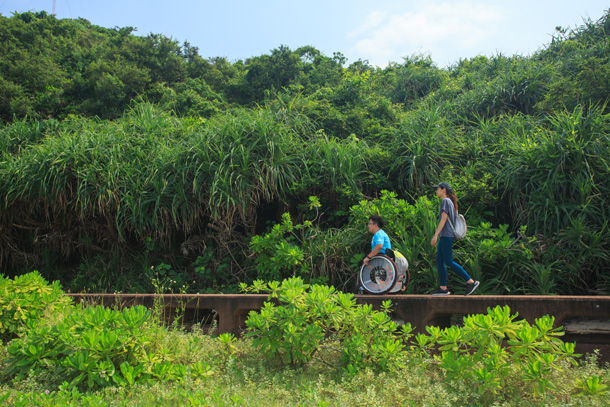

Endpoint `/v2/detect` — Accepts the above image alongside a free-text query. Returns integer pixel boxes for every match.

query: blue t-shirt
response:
[371,229,391,254]
[438,198,456,238]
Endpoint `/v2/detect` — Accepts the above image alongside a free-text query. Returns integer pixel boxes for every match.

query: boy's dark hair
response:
[369,215,385,228]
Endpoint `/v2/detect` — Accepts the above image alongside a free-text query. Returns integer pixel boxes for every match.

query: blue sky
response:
[1,0,608,67]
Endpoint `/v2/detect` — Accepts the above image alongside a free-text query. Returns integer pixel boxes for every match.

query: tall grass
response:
[0,103,332,288]
[1,92,610,294]
[498,105,610,235]
[390,102,454,193]
[189,108,307,229]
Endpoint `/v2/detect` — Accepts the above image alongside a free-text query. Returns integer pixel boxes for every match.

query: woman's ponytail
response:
[447,190,459,213]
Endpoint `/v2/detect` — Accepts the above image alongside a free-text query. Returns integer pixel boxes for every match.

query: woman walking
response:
[430,182,479,296]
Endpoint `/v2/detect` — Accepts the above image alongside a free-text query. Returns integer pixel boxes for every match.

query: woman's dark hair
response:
[369,215,385,228]
[447,190,459,213]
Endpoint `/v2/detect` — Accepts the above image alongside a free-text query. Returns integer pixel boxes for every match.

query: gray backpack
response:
[447,213,467,240]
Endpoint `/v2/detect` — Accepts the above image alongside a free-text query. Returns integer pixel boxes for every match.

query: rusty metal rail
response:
[68,293,610,361]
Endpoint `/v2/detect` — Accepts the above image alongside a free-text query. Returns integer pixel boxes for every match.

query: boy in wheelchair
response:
[357,216,408,294]
[363,215,393,266]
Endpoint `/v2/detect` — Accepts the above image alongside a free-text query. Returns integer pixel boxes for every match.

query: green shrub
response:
[244,277,412,371]
[5,304,213,389]
[422,305,580,399]
[249,213,311,281]
[245,282,595,401]
[0,271,72,342]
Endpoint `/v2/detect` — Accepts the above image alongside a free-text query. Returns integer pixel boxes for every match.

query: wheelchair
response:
[358,253,409,295]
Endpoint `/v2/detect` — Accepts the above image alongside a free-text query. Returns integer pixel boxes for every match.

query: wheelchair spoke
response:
[359,255,398,294]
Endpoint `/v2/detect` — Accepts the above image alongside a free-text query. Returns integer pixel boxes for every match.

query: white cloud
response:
[350,0,508,67]
[349,10,388,37]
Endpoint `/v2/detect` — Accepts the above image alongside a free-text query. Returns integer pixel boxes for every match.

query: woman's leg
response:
[436,242,448,287]
[438,237,471,282]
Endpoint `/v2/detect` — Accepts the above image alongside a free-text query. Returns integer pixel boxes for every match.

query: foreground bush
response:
[5,303,214,389]
[245,277,607,402]
[244,277,410,371]
[1,274,608,405]
[0,271,71,342]
[1,272,215,390]
[423,306,579,399]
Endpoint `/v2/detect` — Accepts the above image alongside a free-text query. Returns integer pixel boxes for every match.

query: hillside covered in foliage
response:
[0,10,609,295]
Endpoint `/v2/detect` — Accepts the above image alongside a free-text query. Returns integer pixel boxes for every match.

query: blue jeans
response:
[436,237,471,286]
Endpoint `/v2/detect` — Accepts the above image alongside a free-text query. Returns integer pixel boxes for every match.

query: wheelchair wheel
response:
[358,255,398,295]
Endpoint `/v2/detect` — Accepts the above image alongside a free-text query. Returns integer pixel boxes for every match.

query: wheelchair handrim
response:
[359,256,397,294]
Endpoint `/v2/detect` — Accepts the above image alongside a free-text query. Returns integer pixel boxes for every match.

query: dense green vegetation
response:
[1,273,608,405]
[1,10,610,295]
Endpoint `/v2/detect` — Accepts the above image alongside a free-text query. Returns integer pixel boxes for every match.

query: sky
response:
[1,0,609,68]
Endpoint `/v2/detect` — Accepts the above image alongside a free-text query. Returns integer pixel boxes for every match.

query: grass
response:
[1,321,609,406]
